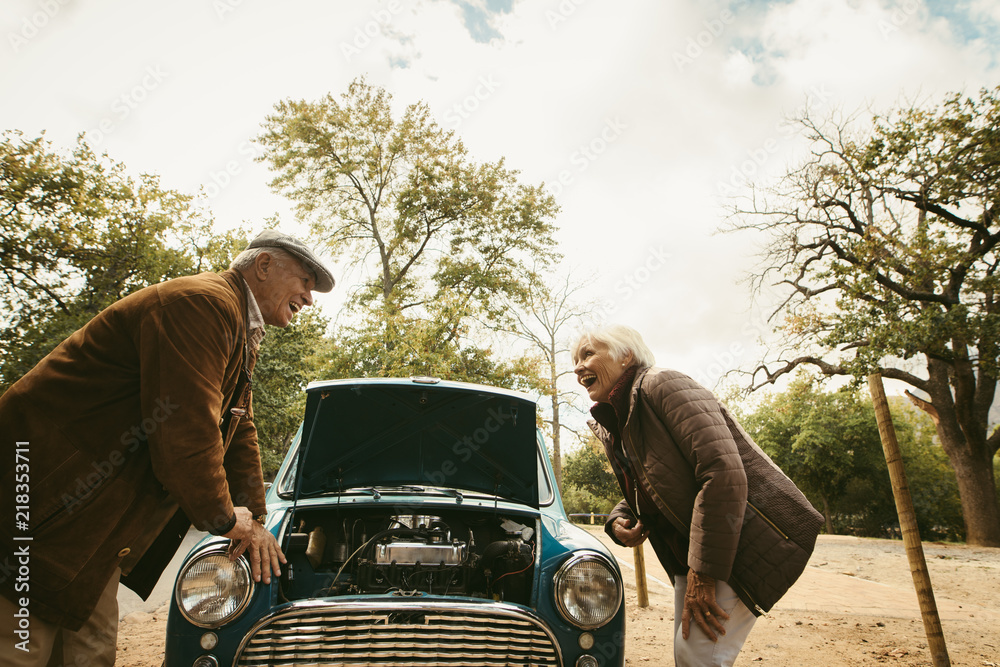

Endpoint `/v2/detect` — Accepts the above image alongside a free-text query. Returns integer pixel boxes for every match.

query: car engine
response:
[279,507,537,605]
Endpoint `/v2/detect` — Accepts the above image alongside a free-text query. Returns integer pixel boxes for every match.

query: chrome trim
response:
[233,598,563,666]
[174,545,255,629]
[553,551,623,631]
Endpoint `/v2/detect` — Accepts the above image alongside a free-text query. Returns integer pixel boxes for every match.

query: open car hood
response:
[293,378,540,508]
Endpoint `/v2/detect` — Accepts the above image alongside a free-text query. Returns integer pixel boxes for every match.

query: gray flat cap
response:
[247,230,335,292]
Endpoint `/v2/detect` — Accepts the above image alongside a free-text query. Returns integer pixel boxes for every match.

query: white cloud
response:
[1,0,997,392]
[965,0,1000,27]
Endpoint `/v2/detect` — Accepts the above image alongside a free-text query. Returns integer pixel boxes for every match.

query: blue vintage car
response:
[164,377,626,667]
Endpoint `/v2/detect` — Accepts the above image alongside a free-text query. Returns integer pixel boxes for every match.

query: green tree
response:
[741,373,964,540]
[731,87,1000,545]
[0,131,222,391]
[253,309,333,478]
[560,485,617,521]
[318,306,543,391]
[741,374,883,534]
[562,435,620,514]
[888,399,965,541]
[255,78,559,390]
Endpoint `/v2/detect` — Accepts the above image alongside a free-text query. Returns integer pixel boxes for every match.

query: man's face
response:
[253,254,316,327]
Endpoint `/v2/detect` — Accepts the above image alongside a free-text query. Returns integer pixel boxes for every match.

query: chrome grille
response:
[234,599,562,666]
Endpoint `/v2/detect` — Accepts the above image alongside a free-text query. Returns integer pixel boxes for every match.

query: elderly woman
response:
[572,325,823,667]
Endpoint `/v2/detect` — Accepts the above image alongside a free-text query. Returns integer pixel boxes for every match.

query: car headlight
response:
[553,553,622,630]
[175,548,255,628]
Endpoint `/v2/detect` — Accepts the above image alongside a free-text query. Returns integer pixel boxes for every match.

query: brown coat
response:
[0,270,267,630]
[592,367,823,614]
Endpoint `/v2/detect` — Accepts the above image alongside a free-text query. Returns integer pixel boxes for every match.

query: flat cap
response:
[247,230,335,292]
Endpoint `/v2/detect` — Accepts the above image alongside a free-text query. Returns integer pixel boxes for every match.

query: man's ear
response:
[253,252,274,281]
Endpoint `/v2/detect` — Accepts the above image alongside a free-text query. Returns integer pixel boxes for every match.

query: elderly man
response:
[0,230,334,666]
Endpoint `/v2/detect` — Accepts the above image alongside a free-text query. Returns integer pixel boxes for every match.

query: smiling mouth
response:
[580,374,597,388]
[289,302,301,314]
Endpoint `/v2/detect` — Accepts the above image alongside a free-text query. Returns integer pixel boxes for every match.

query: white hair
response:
[230,246,297,273]
[571,324,656,368]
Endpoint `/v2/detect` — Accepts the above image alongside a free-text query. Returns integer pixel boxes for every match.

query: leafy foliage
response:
[741,373,964,540]
[255,79,558,390]
[732,87,1000,545]
[253,309,333,478]
[560,485,617,520]
[561,435,620,517]
[319,306,545,392]
[0,131,227,392]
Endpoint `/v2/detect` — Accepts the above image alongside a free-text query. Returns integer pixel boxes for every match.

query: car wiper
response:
[436,488,464,502]
[352,485,428,499]
[313,485,484,502]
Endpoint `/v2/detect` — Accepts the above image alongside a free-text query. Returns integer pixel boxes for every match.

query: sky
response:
[2,0,999,416]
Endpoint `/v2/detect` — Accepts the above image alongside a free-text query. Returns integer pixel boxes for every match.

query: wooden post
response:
[633,543,649,608]
[867,373,950,667]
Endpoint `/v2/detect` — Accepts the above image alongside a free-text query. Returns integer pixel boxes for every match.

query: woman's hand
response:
[681,568,729,641]
[224,506,286,584]
[611,517,649,547]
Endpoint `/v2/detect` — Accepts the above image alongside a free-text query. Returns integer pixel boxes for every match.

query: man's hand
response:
[611,517,649,547]
[681,568,729,641]
[223,506,286,584]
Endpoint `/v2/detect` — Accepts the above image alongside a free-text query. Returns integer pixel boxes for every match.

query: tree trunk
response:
[551,388,562,491]
[549,335,562,491]
[923,359,1000,546]
[948,447,1000,546]
[821,494,834,535]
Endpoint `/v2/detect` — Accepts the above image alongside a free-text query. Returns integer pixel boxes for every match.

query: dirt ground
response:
[606,531,999,666]
[117,530,1000,666]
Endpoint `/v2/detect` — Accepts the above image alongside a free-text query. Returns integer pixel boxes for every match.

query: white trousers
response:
[672,575,757,667]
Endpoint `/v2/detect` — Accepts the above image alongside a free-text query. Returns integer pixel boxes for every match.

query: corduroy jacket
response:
[0,270,267,630]
[591,367,823,614]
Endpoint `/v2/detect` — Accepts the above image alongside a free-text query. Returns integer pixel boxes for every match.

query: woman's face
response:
[574,341,630,403]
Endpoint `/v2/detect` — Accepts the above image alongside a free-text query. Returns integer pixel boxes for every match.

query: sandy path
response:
[602,530,1000,665]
